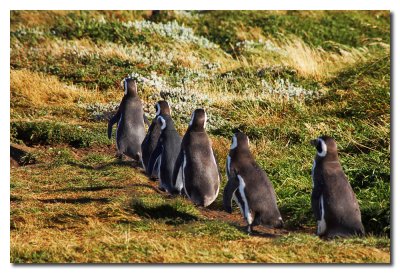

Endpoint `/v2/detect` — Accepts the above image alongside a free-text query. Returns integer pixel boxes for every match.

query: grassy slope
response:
[10,10,390,263]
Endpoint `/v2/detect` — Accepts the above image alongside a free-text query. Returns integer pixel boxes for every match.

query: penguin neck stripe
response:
[189,112,195,126]
[156,104,160,116]
[158,116,166,130]
[124,79,128,95]
[230,135,238,150]
[226,155,231,178]
[317,139,327,157]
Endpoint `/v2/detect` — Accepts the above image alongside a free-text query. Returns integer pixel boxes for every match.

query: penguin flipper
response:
[212,149,222,182]
[147,142,163,175]
[223,176,240,213]
[172,150,184,192]
[311,180,323,221]
[143,114,151,127]
[226,155,230,178]
[107,109,121,139]
[141,126,152,149]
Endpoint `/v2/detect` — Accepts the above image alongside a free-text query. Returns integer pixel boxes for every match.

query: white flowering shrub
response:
[79,101,120,121]
[12,27,45,37]
[173,10,198,19]
[126,71,211,124]
[261,78,321,100]
[122,20,219,49]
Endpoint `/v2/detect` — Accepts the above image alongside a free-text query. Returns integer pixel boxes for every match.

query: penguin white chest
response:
[237,175,253,225]
[226,155,231,178]
[317,195,327,235]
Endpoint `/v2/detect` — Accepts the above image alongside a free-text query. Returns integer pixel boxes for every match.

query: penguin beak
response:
[310,139,318,147]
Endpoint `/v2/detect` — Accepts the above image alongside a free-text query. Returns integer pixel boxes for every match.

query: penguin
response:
[141,101,171,176]
[108,77,145,161]
[108,77,147,164]
[172,109,220,207]
[223,131,283,234]
[310,136,365,238]
[147,114,182,193]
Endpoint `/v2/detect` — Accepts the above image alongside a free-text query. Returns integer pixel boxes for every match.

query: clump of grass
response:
[129,195,201,225]
[10,69,105,109]
[183,220,247,241]
[278,38,373,80]
[11,69,80,107]
[188,11,390,52]
[49,148,76,168]
[11,121,111,148]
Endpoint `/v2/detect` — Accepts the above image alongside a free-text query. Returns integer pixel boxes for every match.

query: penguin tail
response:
[203,196,217,207]
[356,225,366,237]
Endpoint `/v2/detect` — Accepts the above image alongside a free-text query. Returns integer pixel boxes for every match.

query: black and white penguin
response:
[223,131,283,234]
[310,136,365,238]
[147,114,182,193]
[141,101,171,176]
[108,77,146,163]
[173,109,220,207]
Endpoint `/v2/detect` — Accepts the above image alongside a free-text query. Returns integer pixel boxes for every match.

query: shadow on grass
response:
[67,160,142,170]
[130,183,167,194]
[49,212,87,224]
[224,220,283,239]
[129,199,199,225]
[52,185,125,193]
[39,197,110,204]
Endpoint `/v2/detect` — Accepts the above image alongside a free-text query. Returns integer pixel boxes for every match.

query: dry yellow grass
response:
[11,11,70,30]
[236,25,266,42]
[11,226,390,263]
[279,38,372,80]
[10,69,114,107]
[34,38,236,72]
[11,10,149,30]
[241,36,381,81]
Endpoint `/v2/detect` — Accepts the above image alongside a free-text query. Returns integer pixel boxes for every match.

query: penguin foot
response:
[247,225,253,235]
[149,176,158,181]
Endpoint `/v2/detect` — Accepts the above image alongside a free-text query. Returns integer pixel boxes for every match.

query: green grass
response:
[11,121,111,148]
[10,10,390,263]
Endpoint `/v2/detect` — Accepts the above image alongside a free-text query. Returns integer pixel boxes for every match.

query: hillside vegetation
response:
[10,10,390,263]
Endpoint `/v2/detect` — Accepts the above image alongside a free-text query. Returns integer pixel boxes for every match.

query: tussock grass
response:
[10,69,103,107]
[278,38,372,80]
[11,121,112,148]
[37,38,231,72]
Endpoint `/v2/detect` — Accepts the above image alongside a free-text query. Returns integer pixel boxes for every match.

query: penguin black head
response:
[310,136,338,158]
[155,101,171,116]
[122,77,138,97]
[189,108,207,131]
[230,131,250,150]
